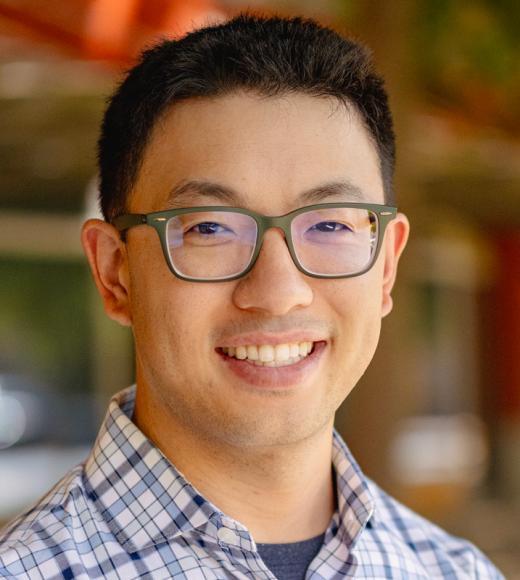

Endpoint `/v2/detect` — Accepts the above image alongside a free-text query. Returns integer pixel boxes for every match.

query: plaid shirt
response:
[0,386,503,579]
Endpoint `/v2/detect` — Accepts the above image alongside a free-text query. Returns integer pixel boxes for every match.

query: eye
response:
[309,221,353,233]
[181,220,238,247]
[187,222,232,235]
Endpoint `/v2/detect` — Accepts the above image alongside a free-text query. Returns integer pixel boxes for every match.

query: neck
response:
[134,385,336,543]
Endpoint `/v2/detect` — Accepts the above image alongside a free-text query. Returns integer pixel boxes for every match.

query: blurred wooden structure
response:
[0,0,225,64]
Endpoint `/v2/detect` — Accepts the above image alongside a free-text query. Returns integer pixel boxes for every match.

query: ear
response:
[81,219,132,326]
[381,213,410,317]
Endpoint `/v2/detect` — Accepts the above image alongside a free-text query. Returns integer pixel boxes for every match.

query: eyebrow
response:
[164,178,368,210]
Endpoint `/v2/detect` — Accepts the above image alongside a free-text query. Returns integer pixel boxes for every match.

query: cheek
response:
[353,271,384,346]
[128,255,227,376]
[328,264,383,324]
[328,272,383,373]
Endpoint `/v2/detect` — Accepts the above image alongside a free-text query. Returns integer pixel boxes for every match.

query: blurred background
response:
[0,0,518,575]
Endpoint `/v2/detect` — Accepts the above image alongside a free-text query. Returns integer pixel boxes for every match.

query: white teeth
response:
[235,346,247,360]
[246,345,259,360]
[257,355,304,367]
[274,344,290,362]
[290,343,300,358]
[259,344,274,362]
[222,341,317,364]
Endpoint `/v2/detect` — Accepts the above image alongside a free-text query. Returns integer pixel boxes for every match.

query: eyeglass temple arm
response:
[112,214,147,232]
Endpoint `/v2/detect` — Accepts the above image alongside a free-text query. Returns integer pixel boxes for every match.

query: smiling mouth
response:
[217,341,319,367]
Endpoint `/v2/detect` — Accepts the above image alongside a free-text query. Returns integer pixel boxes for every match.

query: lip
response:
[217,340,327,389]
[216,331,328,348]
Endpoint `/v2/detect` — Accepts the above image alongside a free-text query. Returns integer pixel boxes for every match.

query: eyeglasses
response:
[113,202,397,282]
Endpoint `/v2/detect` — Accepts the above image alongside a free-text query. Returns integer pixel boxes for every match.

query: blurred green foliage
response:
[334,0,519,131]
[0,95,103,213]
[414,0,520,129]
[0,259,91,393]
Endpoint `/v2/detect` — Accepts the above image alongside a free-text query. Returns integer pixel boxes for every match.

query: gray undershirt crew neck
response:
[256,533,325,580]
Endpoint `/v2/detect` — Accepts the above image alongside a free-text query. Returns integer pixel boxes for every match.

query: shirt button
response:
[217,527,236,544]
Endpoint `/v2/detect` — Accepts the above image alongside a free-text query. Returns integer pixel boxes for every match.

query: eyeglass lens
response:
[165,208,378,280]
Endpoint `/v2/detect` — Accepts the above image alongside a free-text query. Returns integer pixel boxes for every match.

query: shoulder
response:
[364,478,504,579]
[0,464,100,577]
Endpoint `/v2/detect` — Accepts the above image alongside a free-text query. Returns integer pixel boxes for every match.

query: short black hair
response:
[98,13,396,222]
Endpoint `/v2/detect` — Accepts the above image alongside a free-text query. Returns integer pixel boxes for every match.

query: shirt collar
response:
[332,430,377,545]
[84,386,375,553]
[84,386,225,552]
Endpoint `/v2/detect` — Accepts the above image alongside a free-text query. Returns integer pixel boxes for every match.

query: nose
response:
[232,228,314,316]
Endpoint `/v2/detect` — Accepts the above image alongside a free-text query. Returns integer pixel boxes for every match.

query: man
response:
[0,14,503,579]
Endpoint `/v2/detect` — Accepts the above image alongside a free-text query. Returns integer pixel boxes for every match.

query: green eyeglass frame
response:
[112,202,397,282]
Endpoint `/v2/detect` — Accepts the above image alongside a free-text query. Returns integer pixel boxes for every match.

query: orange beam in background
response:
[0,2,86,55]
[83,0,140,61]
[0,0,226,64]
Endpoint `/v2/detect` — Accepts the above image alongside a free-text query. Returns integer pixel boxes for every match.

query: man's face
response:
[114,93,408,448]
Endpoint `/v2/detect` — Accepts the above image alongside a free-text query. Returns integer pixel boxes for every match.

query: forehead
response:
[130,92,384,213]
